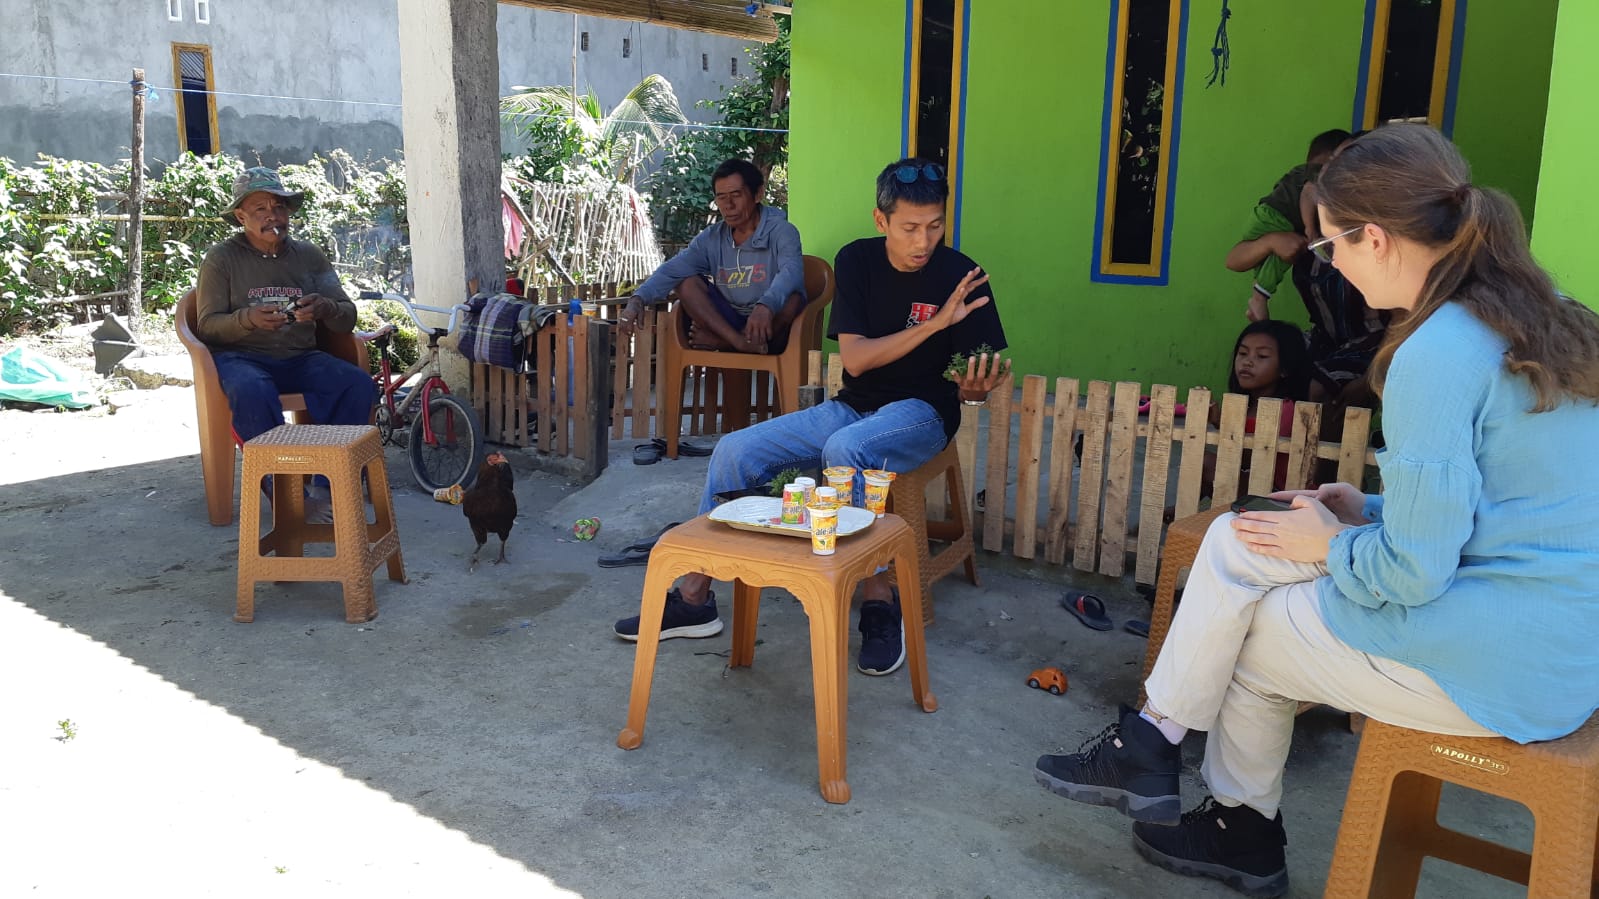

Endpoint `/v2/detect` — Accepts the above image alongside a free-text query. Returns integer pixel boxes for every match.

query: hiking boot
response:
[613,589,723,642]
[1033,707,1182,824]
[1132,796,1289,898]
[856,594,905,675]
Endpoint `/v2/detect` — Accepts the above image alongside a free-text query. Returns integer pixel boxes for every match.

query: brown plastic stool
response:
[1325,715,1599,897]
[886,441,978,626]
[618,513,933,804]
[237,424,405,623]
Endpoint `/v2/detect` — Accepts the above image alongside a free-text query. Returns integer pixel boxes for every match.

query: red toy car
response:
[1027,666,1069,695]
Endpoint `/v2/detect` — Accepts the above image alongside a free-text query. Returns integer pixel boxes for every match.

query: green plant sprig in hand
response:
[944,343,997,382]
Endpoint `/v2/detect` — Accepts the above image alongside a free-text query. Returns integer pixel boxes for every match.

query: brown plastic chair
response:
[618,513,933,804]
[175,289,368,527]
[657,255,835,459]
[1324,714,1599,897]
[236,424,404,623]
[886,440,979,626]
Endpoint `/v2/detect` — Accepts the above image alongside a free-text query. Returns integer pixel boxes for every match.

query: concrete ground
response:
[0,380,1529,898]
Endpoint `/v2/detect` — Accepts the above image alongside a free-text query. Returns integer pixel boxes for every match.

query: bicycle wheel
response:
[374,402,397,446]
[407,391,486,492]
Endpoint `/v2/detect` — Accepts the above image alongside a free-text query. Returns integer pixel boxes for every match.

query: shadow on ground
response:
[0,394,1529,897]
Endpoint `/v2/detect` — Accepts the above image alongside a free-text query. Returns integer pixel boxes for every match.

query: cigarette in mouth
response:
[270,226,283,236]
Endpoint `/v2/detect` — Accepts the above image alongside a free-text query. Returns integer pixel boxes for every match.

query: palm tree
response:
[501,74,688,183]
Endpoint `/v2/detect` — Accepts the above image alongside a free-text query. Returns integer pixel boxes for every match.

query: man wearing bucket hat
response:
[194,166,375,449]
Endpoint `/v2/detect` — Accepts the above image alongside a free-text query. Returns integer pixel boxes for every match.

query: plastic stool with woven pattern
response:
[1140,507,1228,697]
[237,424,405,623]
[1138,506,1366,728]
[886,440,978,626]
[1324,714,1599,896]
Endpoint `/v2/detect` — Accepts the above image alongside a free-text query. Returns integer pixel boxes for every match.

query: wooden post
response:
[582,318,611,479]
[126,68,146,329]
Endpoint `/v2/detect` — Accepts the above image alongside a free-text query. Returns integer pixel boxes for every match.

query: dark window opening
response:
[1376,0,1443,123]
[580,31,589,51]
[623,37,631,58]
[914,0,955,166]
[702,52,709,71]
[1107,0,1173,268]
[176,47,214,156]
[731,57,738,77]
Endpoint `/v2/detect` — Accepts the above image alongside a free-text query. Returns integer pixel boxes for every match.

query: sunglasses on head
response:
[893,163,945,184]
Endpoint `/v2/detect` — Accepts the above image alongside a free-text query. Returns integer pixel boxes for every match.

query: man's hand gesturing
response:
[930,267,991,332]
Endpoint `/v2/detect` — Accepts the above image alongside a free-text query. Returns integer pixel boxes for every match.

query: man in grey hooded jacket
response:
[621,159,805,353]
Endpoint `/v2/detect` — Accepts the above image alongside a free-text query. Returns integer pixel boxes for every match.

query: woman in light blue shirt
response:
[1030,124,1599,897]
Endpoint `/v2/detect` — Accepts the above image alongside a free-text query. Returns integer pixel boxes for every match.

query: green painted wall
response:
[1451,0,1558,225]
[789,0,1561,388]
[787,1,905,273]
[1531,0,1599,307]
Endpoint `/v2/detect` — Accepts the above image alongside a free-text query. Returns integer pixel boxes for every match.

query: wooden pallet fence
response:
[816,352,1377,585]
[468,311,610,478]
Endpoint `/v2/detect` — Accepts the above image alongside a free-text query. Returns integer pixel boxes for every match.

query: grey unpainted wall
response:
[0,0,754,169]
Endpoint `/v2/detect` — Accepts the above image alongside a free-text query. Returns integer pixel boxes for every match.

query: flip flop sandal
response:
[652,437,712,457]
[633,442,664,465]
[1060,590,1114,632]
[597,547,653,568]
[624,521,681,553]
[596,521,683,568]
[1124,618,1150,638]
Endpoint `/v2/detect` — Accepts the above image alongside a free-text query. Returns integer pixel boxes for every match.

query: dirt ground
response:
[0,363,1529,898]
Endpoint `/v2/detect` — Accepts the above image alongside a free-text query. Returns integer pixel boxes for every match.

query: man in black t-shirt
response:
[615,158,1009,676]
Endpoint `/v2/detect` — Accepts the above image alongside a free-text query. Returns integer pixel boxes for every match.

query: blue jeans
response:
[212,349,376,443]
[697,398,949,516]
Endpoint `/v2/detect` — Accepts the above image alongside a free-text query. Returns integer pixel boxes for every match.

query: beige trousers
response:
[1143,513,1494,818]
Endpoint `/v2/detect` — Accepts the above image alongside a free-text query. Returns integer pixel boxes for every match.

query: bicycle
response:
[356,290,487,492]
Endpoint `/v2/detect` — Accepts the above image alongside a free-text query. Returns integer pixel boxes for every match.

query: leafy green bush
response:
[0,155,126,333]
[0,151,409,336]
[355,297,420,376]
[645,16,790,248]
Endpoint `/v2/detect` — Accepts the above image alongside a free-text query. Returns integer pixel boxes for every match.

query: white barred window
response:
[194,0,211,24]
[166,0,182,22]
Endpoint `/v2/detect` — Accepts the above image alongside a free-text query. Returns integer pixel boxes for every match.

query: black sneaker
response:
[613,589,724,642]
[1033,707,1182,824]
[856,594,905,675]
[1132,797,1289,898]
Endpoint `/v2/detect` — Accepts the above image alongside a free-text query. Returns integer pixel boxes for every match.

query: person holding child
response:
[1225,129,1351,323]
[613,157,1009,677]
[1034,124,1599,896]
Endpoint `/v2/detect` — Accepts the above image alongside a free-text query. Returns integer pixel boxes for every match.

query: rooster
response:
[463,452,517,570]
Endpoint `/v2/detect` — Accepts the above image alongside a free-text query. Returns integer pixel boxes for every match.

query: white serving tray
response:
[707,495,876,539]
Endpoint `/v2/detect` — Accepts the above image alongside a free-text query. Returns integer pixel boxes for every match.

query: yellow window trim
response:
[905,0,964,241]
[171,42,220,154]
[1098,0,1184,279]
[1361,0,1458,129]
